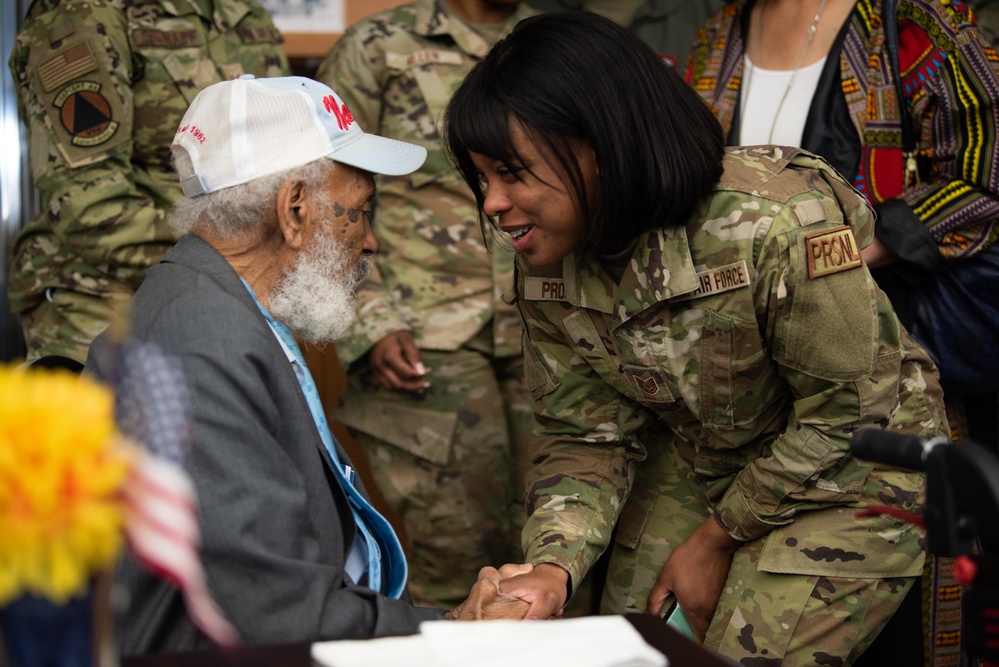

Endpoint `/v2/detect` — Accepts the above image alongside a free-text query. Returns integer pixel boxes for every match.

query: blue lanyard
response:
[243,281,407,598]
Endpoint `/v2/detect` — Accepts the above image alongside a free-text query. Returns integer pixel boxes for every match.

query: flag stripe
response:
[115,342,239,647]
[38,44,95,91]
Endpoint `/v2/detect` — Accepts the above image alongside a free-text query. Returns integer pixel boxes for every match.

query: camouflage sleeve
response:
[712,189,891,542]
[316,21,410,365]
[518,282,650,588]
[10,1,172,292]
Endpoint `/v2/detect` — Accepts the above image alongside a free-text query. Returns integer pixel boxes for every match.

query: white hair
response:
[170,149,334,238]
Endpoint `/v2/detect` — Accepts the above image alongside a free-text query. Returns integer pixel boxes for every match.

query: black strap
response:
[883,0,916,151]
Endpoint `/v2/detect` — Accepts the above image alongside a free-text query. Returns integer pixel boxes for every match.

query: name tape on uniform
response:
[672,260,750,302]
[524,277,567,301]
[805,227,862,279]
[386,49,464,70]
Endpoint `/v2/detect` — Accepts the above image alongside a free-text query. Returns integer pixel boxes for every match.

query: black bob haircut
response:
[443,11,726,257]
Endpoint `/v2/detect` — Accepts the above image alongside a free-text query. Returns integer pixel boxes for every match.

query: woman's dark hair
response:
[443,11,725,255]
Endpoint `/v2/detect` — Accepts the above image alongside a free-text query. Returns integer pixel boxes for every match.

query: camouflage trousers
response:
[338,338,534,610]
[18,288,131,365]
[601,442,923,665]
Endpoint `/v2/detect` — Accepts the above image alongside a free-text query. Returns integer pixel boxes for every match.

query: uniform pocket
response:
[699,310,774,429]
[758,496,925,578]
[614,474,659,550]
[775,227,877,379]
[336,389,459,466]
[523,334,561,401]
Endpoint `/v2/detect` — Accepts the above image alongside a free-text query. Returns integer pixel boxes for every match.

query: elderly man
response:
[85,75,521,655]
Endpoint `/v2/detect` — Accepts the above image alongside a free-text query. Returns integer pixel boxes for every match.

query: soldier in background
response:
[8,0,289,366]
[526,0,723,69]
[315,0,536,611]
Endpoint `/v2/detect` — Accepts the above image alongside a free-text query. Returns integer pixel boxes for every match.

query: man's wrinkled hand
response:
[446,564,534,621]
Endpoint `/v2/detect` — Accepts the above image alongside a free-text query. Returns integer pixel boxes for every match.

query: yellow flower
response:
[0,364,130,605]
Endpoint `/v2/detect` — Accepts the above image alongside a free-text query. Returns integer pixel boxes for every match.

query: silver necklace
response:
[741,0,830,143]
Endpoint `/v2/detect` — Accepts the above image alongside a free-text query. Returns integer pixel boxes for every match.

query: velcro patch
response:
[524,277,566,301]
[131,29,200,48]
[805,227,862,279]
[238,26,284,45]
[793,199,826,226]
[38,42,96,92]
[671,260,750,302]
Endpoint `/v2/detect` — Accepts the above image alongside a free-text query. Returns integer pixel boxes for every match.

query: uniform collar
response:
[413,0,535,57]
[559,225,700,321]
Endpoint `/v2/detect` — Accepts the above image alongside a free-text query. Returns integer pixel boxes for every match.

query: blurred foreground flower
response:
[0,364,130,606]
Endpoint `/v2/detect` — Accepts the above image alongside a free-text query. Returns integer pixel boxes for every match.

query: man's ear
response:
[275,177,311,249]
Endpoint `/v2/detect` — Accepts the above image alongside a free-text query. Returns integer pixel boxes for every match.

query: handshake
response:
[444,562,570,621]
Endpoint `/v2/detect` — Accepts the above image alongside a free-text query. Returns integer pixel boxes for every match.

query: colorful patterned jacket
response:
[686,0,999,267]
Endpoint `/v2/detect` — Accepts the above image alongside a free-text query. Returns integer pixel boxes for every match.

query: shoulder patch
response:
[805,227,862,279]
[26,28,130,168]
[671,260,751,302]
[38,42,96,92]
[524,277,566,301]
[52,81,118,147]
[53,81,119,147]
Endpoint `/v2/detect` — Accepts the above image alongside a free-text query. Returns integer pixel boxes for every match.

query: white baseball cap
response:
[172,75,427,197]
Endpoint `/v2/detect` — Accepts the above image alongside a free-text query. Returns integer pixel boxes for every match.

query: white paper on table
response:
[311,615,667,667]
[311,634,435,667]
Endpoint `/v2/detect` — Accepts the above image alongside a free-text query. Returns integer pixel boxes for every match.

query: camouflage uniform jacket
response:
[317,0,535,365]
[519,146,947,589]
[8,0,288,315]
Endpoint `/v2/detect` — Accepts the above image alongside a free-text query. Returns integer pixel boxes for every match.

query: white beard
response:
[269,226,369,345]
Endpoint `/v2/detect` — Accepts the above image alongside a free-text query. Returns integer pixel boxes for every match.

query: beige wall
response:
[284,0,411,58]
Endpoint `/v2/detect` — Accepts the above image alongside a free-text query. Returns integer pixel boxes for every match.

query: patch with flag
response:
[113,340,240,647]
[38,42,96,92]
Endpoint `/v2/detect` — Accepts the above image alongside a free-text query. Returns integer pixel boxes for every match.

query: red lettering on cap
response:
[178,124,205,143]
[323,94,354,131]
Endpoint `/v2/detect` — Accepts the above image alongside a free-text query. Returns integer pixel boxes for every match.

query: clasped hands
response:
[445,562,569,621]
[449,517,741,645]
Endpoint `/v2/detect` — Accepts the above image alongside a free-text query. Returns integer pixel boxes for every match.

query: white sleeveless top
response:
[738,54,827,147]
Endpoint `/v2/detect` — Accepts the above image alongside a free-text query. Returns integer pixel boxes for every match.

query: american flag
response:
[113,340,240,647]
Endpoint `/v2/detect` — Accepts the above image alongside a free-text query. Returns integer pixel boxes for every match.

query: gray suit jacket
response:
[87,235,443,655]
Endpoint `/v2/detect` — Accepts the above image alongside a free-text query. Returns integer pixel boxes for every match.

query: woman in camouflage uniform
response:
[442,12,948,665]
